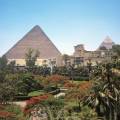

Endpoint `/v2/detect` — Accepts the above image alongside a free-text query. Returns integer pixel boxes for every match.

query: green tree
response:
[84,62,120,120]
[25,48,40,71]
[0,56,8,82]
[0,55,8,71]
[112,44,120,57]
[0,56,18,103]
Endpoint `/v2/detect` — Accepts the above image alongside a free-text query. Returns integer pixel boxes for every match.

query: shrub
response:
[15,73,43,95]
[0,105,28,120]
[25,94,49,113]
[64,82,76,88]
[14,96,31,101]
[47,74,68,86]
[44,86,58,92]
[0,111,15,119]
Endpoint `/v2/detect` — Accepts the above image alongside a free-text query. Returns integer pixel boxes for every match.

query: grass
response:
[65,101,78,107]
[28,90,44,97]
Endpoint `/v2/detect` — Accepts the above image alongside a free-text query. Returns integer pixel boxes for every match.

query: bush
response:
[44,86,58,92]
[47,74,68,85]
[14,96,31,101]
[15,73,43,95]
[78,106,98,120]
[0,105,28,120]
[73,76,89,81]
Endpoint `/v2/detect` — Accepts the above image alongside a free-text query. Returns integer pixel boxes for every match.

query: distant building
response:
[66,36,115,66]
[5,25,62,66]
[4,26,115,67]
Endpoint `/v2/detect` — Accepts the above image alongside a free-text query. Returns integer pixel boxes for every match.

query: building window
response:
[74,57,84,65]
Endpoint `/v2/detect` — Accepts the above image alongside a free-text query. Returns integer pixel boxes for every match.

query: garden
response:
[0,45,120,120]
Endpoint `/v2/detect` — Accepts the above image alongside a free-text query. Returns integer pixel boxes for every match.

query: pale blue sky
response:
[0,0,120,56]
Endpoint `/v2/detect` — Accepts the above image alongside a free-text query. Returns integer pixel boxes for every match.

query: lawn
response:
[28,90,45,97]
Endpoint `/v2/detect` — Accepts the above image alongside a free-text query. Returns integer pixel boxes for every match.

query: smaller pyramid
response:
[98,36,115,50]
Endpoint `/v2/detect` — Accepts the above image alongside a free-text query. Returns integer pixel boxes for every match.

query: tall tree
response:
[111,44,120,69]
[0,55,8,71]
[112,44,120,57]
[25,48,40,71]
[84,62,120,120]
[0,56,8,82]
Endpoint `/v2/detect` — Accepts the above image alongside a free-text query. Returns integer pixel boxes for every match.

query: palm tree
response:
[84,62,120,120]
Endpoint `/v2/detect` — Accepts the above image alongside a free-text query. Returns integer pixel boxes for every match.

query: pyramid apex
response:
[31,25,41,31]
[28,25,45,36]
[98,36,115,50]
[103,36,113,43]
[34,25,40,28]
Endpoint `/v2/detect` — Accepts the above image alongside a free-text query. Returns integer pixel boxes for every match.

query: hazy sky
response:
[0,0,120,56]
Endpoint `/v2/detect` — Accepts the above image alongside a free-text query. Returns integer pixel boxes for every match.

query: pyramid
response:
[5,25,61,59]
[98,36,115,50]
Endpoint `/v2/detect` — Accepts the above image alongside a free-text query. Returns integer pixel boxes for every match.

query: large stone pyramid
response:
[98,36,115,50]
[5,25,61,59]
